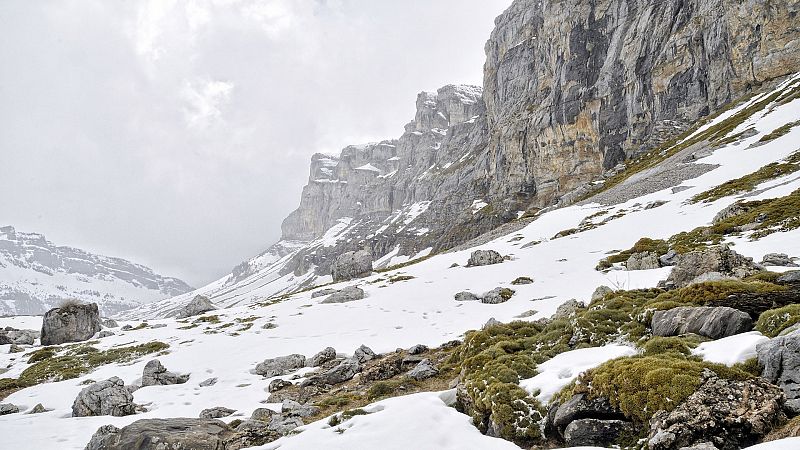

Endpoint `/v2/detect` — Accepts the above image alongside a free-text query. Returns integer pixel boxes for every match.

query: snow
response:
[691,331,769,366]
[471,199,488,214]
[354,163,381,173]
[520,344,638,403]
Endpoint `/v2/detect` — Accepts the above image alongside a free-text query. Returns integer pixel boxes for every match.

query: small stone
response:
[199,406,236,419]
[199,377,218,387]
[407,359,439,381]
[0,403,19,415]
[466,249,504,267]
[407,344,428,355]
[353,344,375,363]
[454,291,479,302]
[28,403,47,414]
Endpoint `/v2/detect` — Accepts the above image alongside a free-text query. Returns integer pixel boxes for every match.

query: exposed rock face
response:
[664,245,762,288]
[255,354,306,377]
[72,377,136,417]
[651,306,752,339]
[319,286,365,304]
[85,419,238,450]
[552,393,626,437]
[761,253,798,267]
[626,252,661,270]
[177,295,216,319]
[648,370,785,450]
[564,418,636,447]
[141,360,190,386]
[41,302,102,345]
[757,329,800,413]
[331,249,373,281]
[467,250,504,267]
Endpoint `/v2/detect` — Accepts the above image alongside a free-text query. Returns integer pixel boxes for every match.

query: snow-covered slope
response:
[0,226,193,316]
[1,73,799,450]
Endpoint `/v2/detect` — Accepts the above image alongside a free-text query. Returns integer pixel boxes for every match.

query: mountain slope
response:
[0,226,193,316]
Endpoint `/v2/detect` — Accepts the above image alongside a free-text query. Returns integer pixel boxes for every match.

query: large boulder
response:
[0,328,38,345]
[407,359,439,381]
[353,344,375,363]
[307,347,336,367]
[254,354,306,377]
[651,306,752,340]
[331,249,373,282]
[85,419,239,450]
[41,302,102,345]
[564,419,636,447]
[466,249,504,267]
[0,403,19,415]
[552,393,626,437]
[761,253,798,267]
[177,295,216,319]
[626,251,661,270]
[648,370,785,450]
[141,359,190,386]
[664,245,762,288]
[307,357,360,386]
[757,329,800,413]
[319,286,365,304]
[481,287,515,304]
[72,377,136,417]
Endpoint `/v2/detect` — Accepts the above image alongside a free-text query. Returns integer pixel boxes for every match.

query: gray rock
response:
[659,250,679,267]
[141,359,190,386]
[626,251,661,270]
[0,403,19,415]
[665,245,762,288]
[407,359,439,381]
[552,394,624,435]
[320,286,365,304]
[97,331,115,338]
[281,399,319,418]
[200,406,236,419]
[309,357,360,385]
[687,271,736,285]
[176,295,216,319]
[481,287,514,304]
[268,415,304,435]
[254,354,306,377]
[651,306,752,340]
[310,288,337,299]
[331,249,373,282]
[761,253,797,267]
[678,444,719,450]
[408,344,428,355]
[251,407,276,422]
[8,344,23,353]
[231,419,280,447]
[482,318,502,329]
[454,291,479,302]
[268,379,293,393]
[85,418,237,450]
[121,324,133,331]
[552,299,585,320]
[353,344,375,363]
[199,377,218,387]
[466,249,504,267]
[3,329,38,345]
[72,377,136,417]
[564,418,635,447]
[757,329,800,404]
[307,347,336,367]
[591,285,613,302]
[102,319,119,328]
[28,403,47,414]
[778,270,800,284]
[41,302,102,345]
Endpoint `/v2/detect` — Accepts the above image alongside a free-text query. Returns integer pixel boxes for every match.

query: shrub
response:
[756,304,800,337]
[641,336,701,357]
[26,347,56,363]
[598,237,669,268]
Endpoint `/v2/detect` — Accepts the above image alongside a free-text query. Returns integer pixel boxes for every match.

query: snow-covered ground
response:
[0,75,799,449]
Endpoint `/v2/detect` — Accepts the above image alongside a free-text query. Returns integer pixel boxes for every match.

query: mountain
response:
[124,0,800,319]
[0,226,193,316]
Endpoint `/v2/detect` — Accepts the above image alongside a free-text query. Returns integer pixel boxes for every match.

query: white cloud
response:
[181,78,234,128]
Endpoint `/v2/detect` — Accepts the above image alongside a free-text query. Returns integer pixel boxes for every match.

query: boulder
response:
[778,271,800,284]
[8,344,23,353]
[407,359,439,381]
[281,399,319,418]
[0,403,19,415]
[41,302,102,345]
[331,249,373,282]
[85,418,238,450]
[454,291,480,302]
[200,407,236,419]
[651,306,752,339]
[626,251,661,270]
[408,344,428,355]
[310,288,337,299]
[72,377,136,417]
[199,377,218,387]
[251,407,276,422]
[687,272,736,285]
[353,344,375,363]
[307,347,336,367]
[564,418,636,447]
[268,379,293,393]
[659,250,679,267]
[648,370,785,450]
[664,245,762,288]
[466,249,504,267]
[552,299,586,320]
[0,334,9,345]
[483,318,502,329]
[320,286,365,304]
[761,253,797,267]
[177,295,216,319]
[757,329,800,413]
[362,355,404,382]
[3,329,38,345]
[98,331,115,338]
[591,285,613,302]
[481,287,515,304]
[254,354,306,377]
[268,415,304,435]
[231,419,280,448]
[308,358,360,386]
[102,319,119,328]
[511,276,534,285]
[141,359,190,386]
[552,393,625,436]
[28,403,47,414]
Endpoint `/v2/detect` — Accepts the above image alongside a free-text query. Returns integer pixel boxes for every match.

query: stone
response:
[251,407,276,422]
[102,319,119,328]
[778,271,800,284]
[665,245,762,288]
[308,358,360,386]
[678,443,719,450]
[482,318,502,329]
[362,355,404,382]
[552,299,586,320]
[591,285,613,302]
[231,419,280,448]
[72,377,136,417]
[648,370,785,450]
[97,331,115,338]
[199,377,218,387]
[28,403,47,414]
[353,344,375,363]
[687,272,736,285]
[320,286,365,304]
[254,354,306,377]
[3,329,38,345]
[761,253,797,267]
[40,302,102,345]
[268,415,304,435]
[0,403,19,415]
[310,288,337,298]
[757,329,800,408]
[407,344,428,355]
[466,249,504,267]
[552,393,625,436]
[281,399,319,418]
[177,295,216,319]
[141,359,190,386]
[511,276,534,285]
[659,250,679,267]
[200,407,236,419]
[651,306,752,340]
[564,418,636,447]
[8,344,23,353]
[307,347,336,367]
[626,251,661,270]
[121,325,133,331]
[454,291,479,302]
[481,287,515,304]
[330,249,373,282]
[268,379,293,393]
[407,359,439,381]
[85,418,238,450]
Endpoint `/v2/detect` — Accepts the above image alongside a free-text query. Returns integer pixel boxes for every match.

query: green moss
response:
[732,357,763,377]
[194,315,221,324]
[511,276,534,285]
[759,120,800,143]
[328,408,369,427]
[756,304,800,337]
[641,336,702,357]
[366,379,406,400]
[26,347,56,363]
[387,275,415,283]
[692,151,800,203]
[744,271,783,283]
[598,237,669,269]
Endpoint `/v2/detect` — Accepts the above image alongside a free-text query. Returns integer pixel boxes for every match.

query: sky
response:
[0,0,512,288]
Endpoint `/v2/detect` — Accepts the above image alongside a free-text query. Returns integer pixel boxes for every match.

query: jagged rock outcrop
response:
[85,419,236,450]
[41,302,102,345]
[651,306,752,339]
[72,377,136,417]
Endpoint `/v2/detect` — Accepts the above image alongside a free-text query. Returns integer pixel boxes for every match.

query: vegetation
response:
[511,276,534,285]
[758,120,800,143]
[328,408,370,427]
[598,237,669,269]
[387,275,415,283]
[756,304,800,337]
[692,151,800,203]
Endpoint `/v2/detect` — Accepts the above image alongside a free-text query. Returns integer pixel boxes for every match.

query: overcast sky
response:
[0,0,511,287]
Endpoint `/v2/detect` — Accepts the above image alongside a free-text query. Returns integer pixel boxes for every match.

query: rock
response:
[28,403,47,414]
[85,418,238,450]
[141,359,190,386]
[8,344,23,353]
[268,379,293,393]
[552,299,585,320]
[199,377,218,387]
[0,334,9,345]
[40,302,102,345]
[231,419,280,448]
[665,245,762,288]
[408,344,428,355]
[330,249,373,282]
[591,285,613,302]
[0,403,19,415]
[659,250,679,267]
[254,354,306,377]
[362,355,404,382]
[320,286,365,304]
[151,323,167,329]
[407,359,439,381]
[177,295,216,319]
[307,347,336,367]
[552,393,625,436]
[466,249,504,267]
[778,271,800,284]
[200,407,236,419]
[687,272,736,285]
[3,329,38,345]
[626,251,661,270]
[564,418,636,447]
[121,325,133,331]
[308,358,360,386]
[262,322,278,329]
[310,288,337,298]
[482,318,502,329]
[97,331,115,338]
[511,276,534,285]
[651,306,752,339]
[353,344,375,363]
[268,415,304,435]
[102,319,119,328]
[678,443,720,450]
[757,329,800,410]
[761,253,797,267]
[72,377,136,417]
[251,407,276,422]
[648,370,785,450]
[454,291,479,302]
[481,287,515,304]
[281,399,319,418]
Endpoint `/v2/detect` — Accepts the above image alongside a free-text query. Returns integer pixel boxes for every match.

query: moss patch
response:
[692,151,800,203]
[756,304,800,337]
